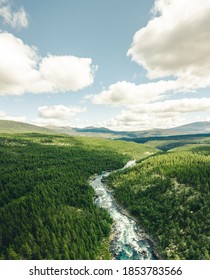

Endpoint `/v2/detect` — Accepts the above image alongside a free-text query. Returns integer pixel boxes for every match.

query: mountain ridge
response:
[46,121,210,138]
[1,120,210,138]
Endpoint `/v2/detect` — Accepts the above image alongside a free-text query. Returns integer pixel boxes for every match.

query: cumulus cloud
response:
[0,0,28,29]
[90,0,210,131]
[0,32,95,95]
[100,98,210,131]
[92,80,180,105]
[127,0,210,84]
[38,105,87,120]
[102,111,186,131]
[39,56,94,93]
[91,77,206,106]
[128,98,210,114]
[92,0,210,110]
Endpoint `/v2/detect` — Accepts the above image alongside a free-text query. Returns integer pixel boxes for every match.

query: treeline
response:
[107,145,210,259]
[0,135,129,259]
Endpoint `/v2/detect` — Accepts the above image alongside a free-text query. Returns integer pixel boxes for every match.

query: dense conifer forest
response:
[1,132,210,260]
[0,133,155,259]
[107,144,210,259]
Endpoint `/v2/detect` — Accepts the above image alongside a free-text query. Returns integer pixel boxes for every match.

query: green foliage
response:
[145,135,210,151]
[107,145,210,260]
[0,135,123,259]
[68,136,158,161]
[0,133,155,259]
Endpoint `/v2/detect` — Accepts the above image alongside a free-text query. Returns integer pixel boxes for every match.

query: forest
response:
[0,133,155,259]
[1,131,210,260]
[106,144,210,259]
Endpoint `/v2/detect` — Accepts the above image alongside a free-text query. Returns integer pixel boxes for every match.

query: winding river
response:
[90,161,157,260]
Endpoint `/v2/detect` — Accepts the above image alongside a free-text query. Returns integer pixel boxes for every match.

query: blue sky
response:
[0,0,210,130]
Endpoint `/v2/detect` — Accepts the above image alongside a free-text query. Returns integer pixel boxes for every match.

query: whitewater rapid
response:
[90,161,156,260]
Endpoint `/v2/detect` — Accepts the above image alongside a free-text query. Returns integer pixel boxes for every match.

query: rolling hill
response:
[1,120,210,138]
[169,121,210,134]
[129,122,210,137]
[45,125,131,138]
[0,120,54,134]
[46,122,210,138]
[1,120,209,260]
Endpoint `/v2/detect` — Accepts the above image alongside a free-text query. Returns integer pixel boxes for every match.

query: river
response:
[90,160,157,260]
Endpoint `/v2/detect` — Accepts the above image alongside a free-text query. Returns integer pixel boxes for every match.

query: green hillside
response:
[124,133,210,151]
[0,120,54,134]
[106,144,210,259]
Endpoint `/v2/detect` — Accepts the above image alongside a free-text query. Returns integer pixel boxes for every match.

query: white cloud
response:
[100,97,210,131]
[34,105,88,128]
[33,118,72,127]
[0,0,28,29]
[91,0,210,130]
[127,0,210,86]
[0,109,26,122]
[92,80,180,105]
[39,56,94,93]
[38,105,87,119]
[2,115,27,122]
[92,77,207,106]
[128,98,210,114]
[101,111,186,131]
[0,32,95,95]
[0,32,39,95]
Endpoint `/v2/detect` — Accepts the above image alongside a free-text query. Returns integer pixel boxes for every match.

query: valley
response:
[0,120,210,260]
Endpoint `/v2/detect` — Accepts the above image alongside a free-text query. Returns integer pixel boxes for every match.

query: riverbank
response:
[104,186,162,260]
[114,203,162,260]
[90,161,158,260]
[104,160,162,259]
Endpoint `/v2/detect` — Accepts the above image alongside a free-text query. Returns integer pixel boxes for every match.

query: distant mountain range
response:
[1,120,210,138]
[45,125,134,138]
[46,122,210,138]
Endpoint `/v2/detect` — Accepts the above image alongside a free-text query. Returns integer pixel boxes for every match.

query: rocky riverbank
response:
[90,161,158,260]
